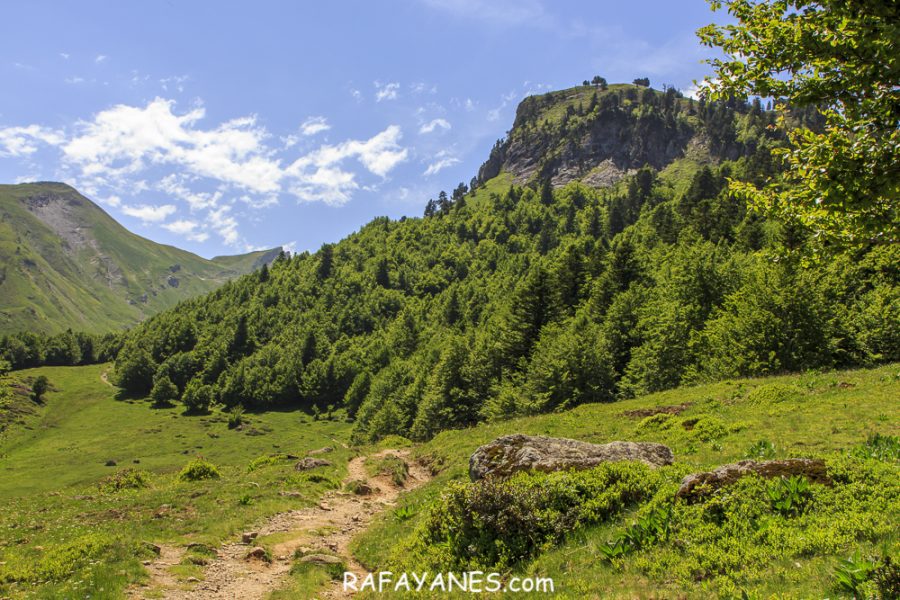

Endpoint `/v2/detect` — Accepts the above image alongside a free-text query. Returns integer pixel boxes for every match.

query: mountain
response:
[0,182,280,334]
[104,81,896,441]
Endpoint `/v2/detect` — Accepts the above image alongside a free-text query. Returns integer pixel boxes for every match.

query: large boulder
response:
[676,458,830,500]
[468,434,674,481]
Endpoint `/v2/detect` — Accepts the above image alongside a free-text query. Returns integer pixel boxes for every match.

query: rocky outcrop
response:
[676,458,830,500]
[294,457,332,471]
[469,434,674,481]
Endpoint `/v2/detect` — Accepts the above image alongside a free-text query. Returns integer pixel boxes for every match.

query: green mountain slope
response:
[0,182,280,334]
[109,83,897,441]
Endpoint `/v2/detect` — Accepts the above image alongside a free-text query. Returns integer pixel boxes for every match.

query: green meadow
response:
[0,364,351,599]
[353,364,900,598]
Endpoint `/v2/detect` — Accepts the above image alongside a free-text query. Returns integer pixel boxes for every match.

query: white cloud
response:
[162,219,198,235]
[0,125,65,157]
[59,53,70,60]
[350,89,363,102]
[410,82,437,95]
[65,76,85,84]
[423,154,460,176]
[62,98,283,194]
[300,116,330,136]
[103,195,122,208]
[95,54,107,64]
[1,98,409,226]
[419,118,451,134]
[161,218,209,242]
[159,75,188,93]
[374,81,400,102]
[207,205,239,245]
[285,125,407,204]
[121,203,176,223]
[158,174,222,210]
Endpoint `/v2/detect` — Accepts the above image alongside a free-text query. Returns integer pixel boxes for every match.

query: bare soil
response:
[130,449,431,599]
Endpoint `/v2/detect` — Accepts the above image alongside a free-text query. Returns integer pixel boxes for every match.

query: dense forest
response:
[5,84,897,443]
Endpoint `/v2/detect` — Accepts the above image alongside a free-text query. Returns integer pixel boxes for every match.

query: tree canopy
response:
[698,0,900,247]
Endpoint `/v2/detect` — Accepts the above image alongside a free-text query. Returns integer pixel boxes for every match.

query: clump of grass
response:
[344,479,374,495]
[851,433,899,463]
[745,439,777,460]
[247,453,290,472]
[636,413,674,432]
[746,383,802,405]
[227,405,244,429]
[178,458,221,482]
[364,455,409,486]
[98,468,150,493]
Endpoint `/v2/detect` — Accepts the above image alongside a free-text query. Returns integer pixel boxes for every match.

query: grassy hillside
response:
[0,364,351,598]
[0,182,279,334]
[353,364,899,598]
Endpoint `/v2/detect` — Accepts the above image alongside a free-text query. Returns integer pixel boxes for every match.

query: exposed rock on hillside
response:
[469,434,674,481]
[676,458,830,500]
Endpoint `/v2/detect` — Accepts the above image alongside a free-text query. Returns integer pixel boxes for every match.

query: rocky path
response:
[131,449,431,600]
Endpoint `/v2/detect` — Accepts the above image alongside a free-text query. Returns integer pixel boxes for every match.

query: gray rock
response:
[676,458,830,500]
[294,457,332,471]
[308,446,334,456]
[469,434,674,481]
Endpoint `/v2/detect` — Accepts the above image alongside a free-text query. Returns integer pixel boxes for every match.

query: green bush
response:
[745,440,777,460]
[746,383,803,405]
[178,458,221,482]
[227,405,245,429]
[766,475,812,516]
[31,375,49,401]
[149,375,179,407]
[182,379,214,413]
[599,504,673,561]
[98,468,149,493]
[418,462,662,570]
[851,433,899,463]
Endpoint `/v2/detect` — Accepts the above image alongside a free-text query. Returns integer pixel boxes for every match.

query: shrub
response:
[247,453,290,472]
[227,405,245,429]
[745,440,776,460]
[31,375,49,401]
[746,383,803,405]
[182,380,214,413]
[766,475,812,516]
[692,416,729,442]
[149,375,179,407]
[636,412,674,432]
[851,433,899,463]
[394,505,416,522]
[599,504,673,561]
[418,462,661,570]
[834,551,876,597]
[178,458,221,482]
[98,468,149,493]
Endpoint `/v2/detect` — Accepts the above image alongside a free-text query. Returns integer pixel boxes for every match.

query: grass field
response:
[352,364,900,598]
[0,364,352,599]
[1,364,896,598]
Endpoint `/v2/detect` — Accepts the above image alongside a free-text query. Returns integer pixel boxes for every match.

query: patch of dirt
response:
[130,449,431,599]
[623,402,692,418]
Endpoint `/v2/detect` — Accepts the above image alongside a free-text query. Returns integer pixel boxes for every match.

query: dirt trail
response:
[131,449,431,600]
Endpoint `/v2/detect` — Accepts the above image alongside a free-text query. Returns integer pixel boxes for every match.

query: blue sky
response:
[0,0,723,258]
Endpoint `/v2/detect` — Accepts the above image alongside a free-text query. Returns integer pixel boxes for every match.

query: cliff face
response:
[478,83,736,189]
